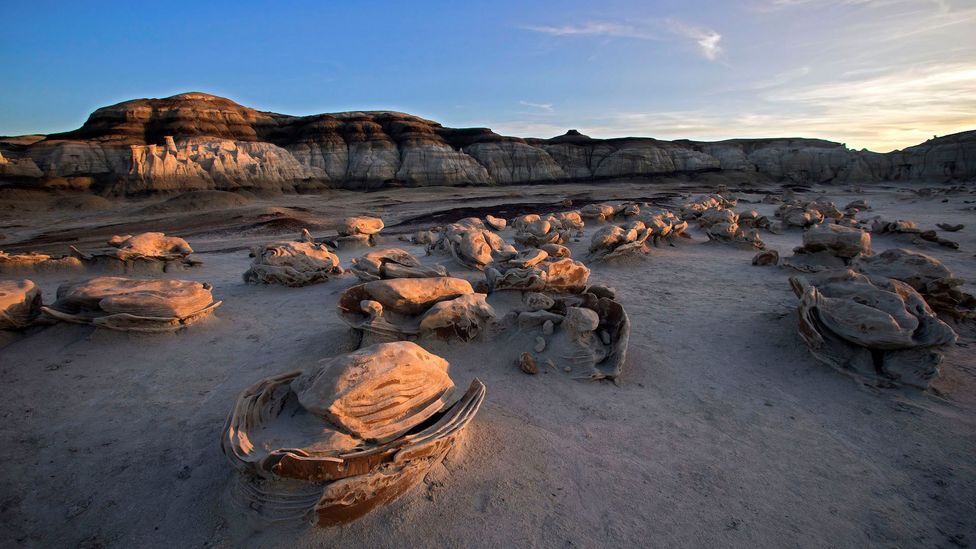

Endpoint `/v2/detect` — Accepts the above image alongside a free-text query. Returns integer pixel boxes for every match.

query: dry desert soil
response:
[1,180,974,548]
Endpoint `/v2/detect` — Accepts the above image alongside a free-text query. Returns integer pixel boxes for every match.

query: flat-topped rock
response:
[292,341,455,443]
[42,276,220,331]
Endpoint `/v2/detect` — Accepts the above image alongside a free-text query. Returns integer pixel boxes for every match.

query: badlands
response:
[0,94,974,548]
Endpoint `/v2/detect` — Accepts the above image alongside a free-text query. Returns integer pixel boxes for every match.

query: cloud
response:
[519,18,724,61]
[486,64,976,151]
[519,100,553,112]
[518,22,656,40]
[664,20,723,60]
[755,0,949,11]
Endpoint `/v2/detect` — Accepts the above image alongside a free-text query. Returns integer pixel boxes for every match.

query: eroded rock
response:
[244,231,343,286]
[0,251,85,275]
[338,277,494,342]
[790,269,957,388]
[784,224,871,272]
[340,216,385,236]
[752,249,780,266]
[853,248,976,320]
[486,254,590,293]
[42,277,221,332]
[222,341,486,526]
[0,279,42,329]
[108,232,193,261]
[350,248,447,282]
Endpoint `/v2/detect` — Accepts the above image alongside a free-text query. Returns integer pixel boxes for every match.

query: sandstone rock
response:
[222,344,486,526]
[550,211,584,231]
[565,306,600,332]
[6,93,975,195]
[292,341,455,442]
[337,277,493,342]
[418,293,496,340]
[534,336,547,352]
[518,352,538,375]
[438,223,516,271]
[340,216,384,236]
[484,215,506,231]
[580,204,616,222]
[853,248,976,319]
[0,280,42,329]
[108,232,191,260]
[347,277,473,316]
[524,292,555,311]
[542,319,554,335]
[789,270,957,388]
[0,251,85,275]
[485,256,589,293]
[350,248,447,281]
[871,219,919,234]
[244,231,342,286]
[752,250,780,266]
[798,224,871,259]
[42,277,220,331]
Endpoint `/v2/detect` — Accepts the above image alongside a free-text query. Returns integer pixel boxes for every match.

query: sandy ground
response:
[1,180,974,548]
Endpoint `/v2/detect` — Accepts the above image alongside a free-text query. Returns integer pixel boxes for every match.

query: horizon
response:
[1,0,974,153]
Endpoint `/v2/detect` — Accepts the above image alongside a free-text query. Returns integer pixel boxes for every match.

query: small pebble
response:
[563,366,572,373]
[518,352,538,375]
[542,319,554,335]
[534,336,546,353]
[599,330,611,345]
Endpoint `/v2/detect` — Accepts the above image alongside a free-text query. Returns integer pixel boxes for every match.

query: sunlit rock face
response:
[3,93,974,194]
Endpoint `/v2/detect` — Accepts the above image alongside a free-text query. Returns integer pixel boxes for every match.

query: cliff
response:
[1,92,973,195]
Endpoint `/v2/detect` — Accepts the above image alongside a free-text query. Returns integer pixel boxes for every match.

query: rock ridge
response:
[1,93,973,194]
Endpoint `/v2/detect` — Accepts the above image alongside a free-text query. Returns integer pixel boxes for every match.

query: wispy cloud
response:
[518,22,656,40]
[519,100,554,112]
[519,18,724,61]
[663,19,723,60]
[754,0,949,12]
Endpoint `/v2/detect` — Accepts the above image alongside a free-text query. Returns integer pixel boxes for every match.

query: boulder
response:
[339,216,385,236]
[350,248,447,281]
[0,279,42,329]
[108,232,193,260]
[853,248,976,319]
[484,215,506,231]
[337,277,493,342]
[222,342,486,526]
[798,224,871,259]
[42,277,220,332]
[292,341,455,442]
[790,270,956,388]
[244,231,342,286]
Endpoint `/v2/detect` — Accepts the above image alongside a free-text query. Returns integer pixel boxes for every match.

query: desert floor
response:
[1,180,974,548]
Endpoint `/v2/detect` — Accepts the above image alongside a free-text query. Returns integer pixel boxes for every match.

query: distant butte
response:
[0,92,973,195]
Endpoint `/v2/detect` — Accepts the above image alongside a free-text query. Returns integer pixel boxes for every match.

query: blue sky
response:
[1,0,973,151]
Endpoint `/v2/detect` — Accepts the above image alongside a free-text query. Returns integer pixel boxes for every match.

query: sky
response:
[1,0,974,152]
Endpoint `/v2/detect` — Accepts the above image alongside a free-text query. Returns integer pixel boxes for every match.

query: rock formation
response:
[337,277,495,343]
[507,288,631,382]
[789,270,957,389]
[0,279,42,329]
[485,250,590,293]
[784,224,871,272]
[42,276,221,331]
[431,219,517,271]
[853,248,976,320]
[221,341,486,526]
[1,232,200,275]
[350,248,448,281]
[244,230,343,286]
[3,93,973,194]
